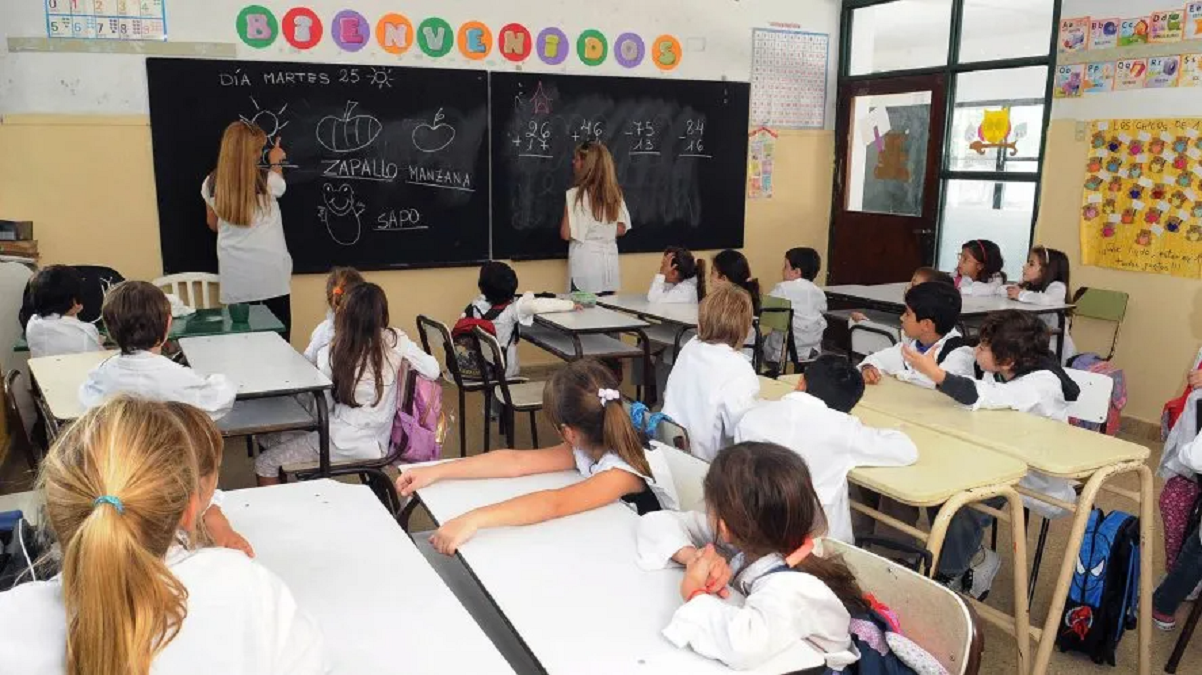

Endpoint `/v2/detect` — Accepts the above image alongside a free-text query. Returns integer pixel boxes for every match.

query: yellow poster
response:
[1080,118,1202,278]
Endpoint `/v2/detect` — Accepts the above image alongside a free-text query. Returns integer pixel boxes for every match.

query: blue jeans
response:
[1155,525,1202,615]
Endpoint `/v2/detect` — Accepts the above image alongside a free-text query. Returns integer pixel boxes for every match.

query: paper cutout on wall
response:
[970,109,1017,155]
[750,28,828,129]
[747,126,777,200]
[874,131,911,182]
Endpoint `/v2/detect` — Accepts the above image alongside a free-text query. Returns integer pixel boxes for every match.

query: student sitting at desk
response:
[79,281,237,420]
[954,239,1006,297]
[734,355,918,544]
[0,398,328,674]
[396,359,675,555]
[1002,245,1076,364]
[303,266,364,364]
[648,246,706,304]
[710,250,761,356]
[859,281,976,389]
[1153,424,1202,630]
[762,247,827,369]
[847,266,954,332]
[636,442,861,671]
[902,310,1080,598]
[663,284,761,461]
[23,265,103,359]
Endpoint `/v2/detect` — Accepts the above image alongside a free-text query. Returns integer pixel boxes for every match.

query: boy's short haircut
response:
[803,354,865,414]
[978,310,1050,372]
[478,261,519,306]
[30,265,84,317]
[785,247,822,281]
[102,281,171,354]
[698,283,753,350]
[912,266,956,287]
[904,281,962,335]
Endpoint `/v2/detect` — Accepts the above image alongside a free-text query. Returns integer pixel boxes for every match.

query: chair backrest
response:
[153,272,221,310]
[850,323,899,359]
[472,327,511,400]
[658,442,709,513]
[3,370,25,466]
[1066,368,1114,425]
[1071,287,1128,360]
[759,296,793,333]
[654,416,691,454]
[416,315,460,383]
[824,538,982,675]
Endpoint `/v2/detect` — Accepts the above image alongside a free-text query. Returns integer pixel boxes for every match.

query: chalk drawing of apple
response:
[318,102,382,154]
[412,108,456,153]
[318,183,364,246]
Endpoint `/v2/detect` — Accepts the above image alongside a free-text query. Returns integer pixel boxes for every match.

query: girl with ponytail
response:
[636,442,863,671]
[0,397,327,675]
[397,359,675,555]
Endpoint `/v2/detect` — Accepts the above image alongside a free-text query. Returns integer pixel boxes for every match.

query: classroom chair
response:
[416,315,488,458]
[3,370,39,470]
[624,400,691,453]
[152,272,221,310]
[474,327,544,450]
[849,322,899,362]
[758,296,799,375]
[1071,287,1129,361]
[655,441,708,513]
[18,265,124,326]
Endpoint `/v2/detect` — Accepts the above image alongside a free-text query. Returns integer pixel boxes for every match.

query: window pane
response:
[938,180,1034,280]
[959,0,1054,63]
[947,66,1047,173]
[849,0,953,75]
[846,91,933,217]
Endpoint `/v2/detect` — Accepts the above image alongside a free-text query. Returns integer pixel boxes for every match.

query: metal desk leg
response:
[1055,311,1066,361]
[314,392,330,477]
[635,329,654,405]
[1137,463,1154,675]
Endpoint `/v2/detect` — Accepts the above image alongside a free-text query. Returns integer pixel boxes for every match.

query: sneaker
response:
[1154,609,1177,631]
[960,547,1001,601]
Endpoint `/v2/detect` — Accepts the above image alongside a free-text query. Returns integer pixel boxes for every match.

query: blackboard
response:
[147,58,490,274]
[490,72,750,260]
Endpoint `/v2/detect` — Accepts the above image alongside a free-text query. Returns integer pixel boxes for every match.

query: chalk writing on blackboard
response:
[319,183,365,246]
[321,159,399,182]
[412,108,457,153]
[376,209,428,232]
[368,68,394,90]
[625,120,659,154]
[680,119,711,158]
[406,167,475,192]
[317,102,382,154]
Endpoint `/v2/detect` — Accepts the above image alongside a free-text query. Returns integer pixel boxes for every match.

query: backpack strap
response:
[937,336,973,364]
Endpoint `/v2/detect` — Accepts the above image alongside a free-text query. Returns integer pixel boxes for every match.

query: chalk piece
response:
[1139,131,1152,141]
[1159,200,1172,211]
[1133,200,1147,210]
[1139,177,1155,187]
[1088,193,1103,203]
[1097,121,1110,130]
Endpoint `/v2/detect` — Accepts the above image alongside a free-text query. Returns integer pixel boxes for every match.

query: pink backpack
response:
[390,361,445,463]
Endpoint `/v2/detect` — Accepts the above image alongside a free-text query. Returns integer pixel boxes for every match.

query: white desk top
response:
[224,480,514,675]
[180,332,330,398]
[28,349,117,420]
[599,294,700,326]
[416,471,824,675]
[535,306,650,333]
[521,324,644,359]
[824,283,1074,316]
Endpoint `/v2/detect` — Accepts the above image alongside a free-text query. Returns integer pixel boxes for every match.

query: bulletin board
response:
[1080,117,1202,278]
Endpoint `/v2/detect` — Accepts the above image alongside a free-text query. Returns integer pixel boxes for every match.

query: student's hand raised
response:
[861,364,882,385]
[395,466,439,497]
[901,345,944,384]
[430,515,479,555]
[267,136,287,165]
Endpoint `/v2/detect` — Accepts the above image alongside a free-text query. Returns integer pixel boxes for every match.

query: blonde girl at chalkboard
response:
[559,141,632,294]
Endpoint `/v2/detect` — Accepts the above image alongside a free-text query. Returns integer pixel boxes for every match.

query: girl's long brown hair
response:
[1022,245,1071,302]
[208,120,270,227]
[712,249,762,314]
[325,266,365,311]
[39,397,200,675]
[705,442,869,615]
[665,246,707,300]
[330,282,392,407]
[544,359,650,476]
[573,142,625,223]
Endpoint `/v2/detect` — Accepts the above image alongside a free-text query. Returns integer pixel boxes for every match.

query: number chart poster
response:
[1080,118,1202,278]
[45,0,166,40]
[750,28,828,129]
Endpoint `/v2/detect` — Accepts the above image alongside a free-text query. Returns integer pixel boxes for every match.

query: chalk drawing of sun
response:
[240,96,290,137]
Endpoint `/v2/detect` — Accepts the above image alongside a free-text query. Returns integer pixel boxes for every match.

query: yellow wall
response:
[0,116,832,370]
[1036,119,1193,423]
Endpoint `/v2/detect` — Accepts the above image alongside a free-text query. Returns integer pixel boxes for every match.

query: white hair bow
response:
[598,388,621,405]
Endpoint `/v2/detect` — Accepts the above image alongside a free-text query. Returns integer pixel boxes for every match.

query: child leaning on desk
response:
[648,246,705,303]
[762,247,827,369]
[1001,245,1076,364]
[396,358,675,555]
[23,265,104,359]
[858,281,976,389]
[954,239,1006,297]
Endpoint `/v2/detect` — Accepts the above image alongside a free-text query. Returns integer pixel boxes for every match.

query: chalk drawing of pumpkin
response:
[1188,225,1202,243]
[1122,208,1137,224]
[1136,229,1153,246]
[1151,156,1167,173]
[317,102,382,154]
[1082,204,1100,220]
[1167,216,1183,233]
[1103,198,1117,214]
[1145,208,1163,224]
[1103,224,1116,238]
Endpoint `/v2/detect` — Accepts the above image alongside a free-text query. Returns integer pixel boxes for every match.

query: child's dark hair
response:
[664,246,707,300]
[102,281,171,354]
[712,249,761,314]
[479,261,520,306]
[802,355,865,414]
[30,265,84,317]
[904,281,962,336]
[961,240,1006,283]
[543,359,649,476]
[785,247,821,282]
[912,267,956,287]
[1022,246,1071,302]
[330,283,392,408]
[705,443,869,615]
[325,267,364,311]
[978,310,1051,371]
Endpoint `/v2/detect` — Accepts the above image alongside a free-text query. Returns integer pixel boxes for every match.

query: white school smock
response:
[858,328,977,389]
[201,172,293,304]
[464,292,575,378]
[662,338,761,462]
[565,187,631,294]
[735,392,918,544]
[765,278,828,358]
[635,510,859,671]
[573,441,679,512]
[648,274,699,304]
[25,314,103,359]
[1000,281,1077,364]
[79,351,237,420]
[0,546,328,675]
[302,310,335,365]
[1160,346,1202,479]
[958,273,1005,297]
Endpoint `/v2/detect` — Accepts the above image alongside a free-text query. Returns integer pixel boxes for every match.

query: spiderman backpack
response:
[1055,508,1141,666]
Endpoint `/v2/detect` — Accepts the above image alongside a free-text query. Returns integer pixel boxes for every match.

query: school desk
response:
[13,305,285,352]
[412,470,826,675]
[27,349,117,437]
[599,293,699,351]
[0,489,43,527]
[522,306,657,400]
[222,479,515,675]
[849,375,1154,675]
[757,375,795,401]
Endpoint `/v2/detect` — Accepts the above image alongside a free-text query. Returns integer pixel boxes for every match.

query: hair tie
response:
[784,536,814,568]
[93,495,125,515]
[332,286,344,296]
[976,240,987,265]
[598,388,621,405]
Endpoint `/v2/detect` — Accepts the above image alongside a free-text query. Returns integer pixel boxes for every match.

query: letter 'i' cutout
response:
[283,7,321,50]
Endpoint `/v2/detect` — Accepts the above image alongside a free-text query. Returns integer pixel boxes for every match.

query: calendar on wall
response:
[750,28,829,129]
[45,0,167,41]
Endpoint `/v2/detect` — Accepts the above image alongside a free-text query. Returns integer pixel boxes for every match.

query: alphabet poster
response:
[1080,118,1202,278]
[750,28,828,129]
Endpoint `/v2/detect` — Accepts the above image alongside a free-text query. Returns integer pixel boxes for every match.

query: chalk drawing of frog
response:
[319,183,365,246]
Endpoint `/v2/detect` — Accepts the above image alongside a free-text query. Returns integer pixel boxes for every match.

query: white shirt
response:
[648,274,699,304]
[1160,346,1202,480]
[859,328,977,389]
[303,310,335,365]
[25,314,103,359]
[735,392,918,544]
[958,274,1004,297]
[0,546,328,675]
[464,293,575,378]
[79,351,237,420]
[766,278,828,355]
[663,338,761,461]
[316,328,440,463]
[1001,281,1077,364]
[565,187,631,294]
[572,442,679,512]
[201,172,293,304]
[635,511,858,671]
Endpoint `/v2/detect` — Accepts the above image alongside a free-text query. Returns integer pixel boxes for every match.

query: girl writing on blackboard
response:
[202,121,294,340]
[560,141,631,294]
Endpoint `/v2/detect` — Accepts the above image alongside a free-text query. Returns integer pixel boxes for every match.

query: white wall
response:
[0,0,841,123]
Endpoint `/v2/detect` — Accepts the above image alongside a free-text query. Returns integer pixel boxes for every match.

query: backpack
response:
[390,361,445,463]
[1055,508,1141,665]
[937,336,973,365]
[451,302,513,381]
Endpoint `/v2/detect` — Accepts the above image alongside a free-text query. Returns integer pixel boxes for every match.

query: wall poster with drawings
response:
[747,127,777,199]
[750,28,828,129]
[46,0,167,40]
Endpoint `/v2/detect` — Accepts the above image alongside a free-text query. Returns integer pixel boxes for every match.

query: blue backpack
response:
[1055,508,1140,666]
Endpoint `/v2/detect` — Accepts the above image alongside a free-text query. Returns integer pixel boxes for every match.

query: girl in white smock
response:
[560,141,631,294]
[1002,245,1076,364]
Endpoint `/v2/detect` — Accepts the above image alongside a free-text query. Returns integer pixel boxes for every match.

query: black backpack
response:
[937,336,974,365]
[450,302,515,381]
